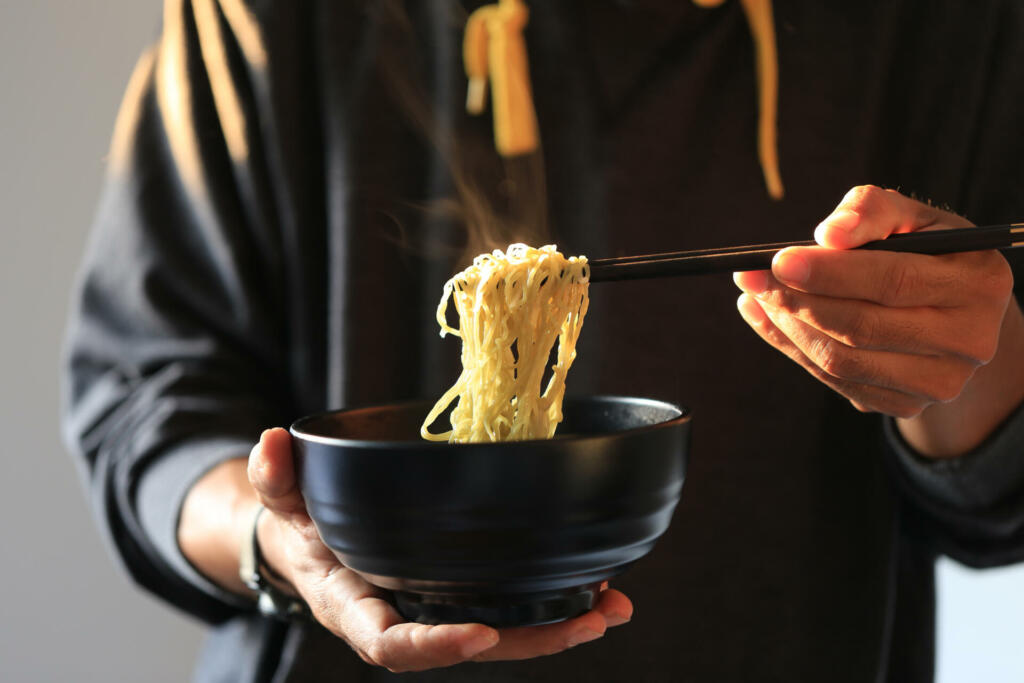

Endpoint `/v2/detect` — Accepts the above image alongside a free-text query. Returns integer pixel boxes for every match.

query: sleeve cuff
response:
[885,399,1024,512]
[136,437,256,611]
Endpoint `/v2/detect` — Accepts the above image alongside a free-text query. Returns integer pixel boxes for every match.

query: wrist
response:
[180,458,259,596]
[254,506,300,598]
[239,505,309,620]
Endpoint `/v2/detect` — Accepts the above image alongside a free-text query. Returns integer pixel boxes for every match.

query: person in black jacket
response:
[63,1,1024,681]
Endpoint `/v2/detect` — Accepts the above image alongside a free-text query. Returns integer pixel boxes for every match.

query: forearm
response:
[178,457,294,598]
[898,299,1024,458]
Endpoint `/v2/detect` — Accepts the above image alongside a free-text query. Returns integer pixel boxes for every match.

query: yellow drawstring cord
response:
[739,0,783,199]
[463,0,538,157]
[696,0,783,199]
[463,0,783,199]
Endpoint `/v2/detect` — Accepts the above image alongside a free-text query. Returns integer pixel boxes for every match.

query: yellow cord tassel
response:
[463,0,782,197]
[695,0,784,199]
[739,0,783,199]
[463,0,539,157]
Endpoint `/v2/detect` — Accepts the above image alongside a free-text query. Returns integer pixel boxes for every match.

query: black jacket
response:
[63,1,1024,681]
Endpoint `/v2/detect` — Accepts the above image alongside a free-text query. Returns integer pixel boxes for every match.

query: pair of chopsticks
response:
[586,223,1024,283]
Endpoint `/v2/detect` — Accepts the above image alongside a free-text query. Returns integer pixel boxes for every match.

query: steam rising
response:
[374,0,550,268]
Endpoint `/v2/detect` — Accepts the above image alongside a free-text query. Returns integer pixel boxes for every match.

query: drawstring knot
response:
[697,0,783,199]
[463,0,784,199]
[463,0,538,157]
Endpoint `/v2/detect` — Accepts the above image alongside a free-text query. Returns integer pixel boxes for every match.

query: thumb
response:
[813,185,944,250]
[248,428,306,515]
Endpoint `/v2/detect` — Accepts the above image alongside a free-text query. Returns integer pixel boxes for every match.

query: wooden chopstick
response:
[587,223,1024,283]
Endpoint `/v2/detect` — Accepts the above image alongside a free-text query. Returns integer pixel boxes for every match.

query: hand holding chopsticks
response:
[714,185,1024,460]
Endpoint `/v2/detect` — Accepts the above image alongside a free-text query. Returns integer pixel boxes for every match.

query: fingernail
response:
[733,269,770,295]
[461,632,499,658]
[605,613,631,627]
[567,629,603,648]
[772,250,810,285]
[737,293,767,325]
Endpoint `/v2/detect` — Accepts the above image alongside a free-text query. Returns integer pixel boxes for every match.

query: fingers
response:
[733,185,1016,428]
[376,622,500,670]
[735,270,995,361]
[759,297,975,401]
[593,588,633,627]
[310,567,499,672]
[813,185,967,249]
[309,566,630,673]
[473,587,630,661]
[249,421,639,674]
[736,294,932,417]
[247,428,306,516]
[798,186,994,307]
[736,294,979,416]
[476,607,608,662]
[768,246,996,308]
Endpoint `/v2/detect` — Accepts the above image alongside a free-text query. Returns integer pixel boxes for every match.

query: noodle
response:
[421,244,590,443]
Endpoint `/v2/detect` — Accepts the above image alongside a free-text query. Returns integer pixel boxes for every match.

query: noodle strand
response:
[421,244,590,442]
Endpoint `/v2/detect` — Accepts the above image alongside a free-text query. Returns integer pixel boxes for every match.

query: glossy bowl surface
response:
[291,396,690,626]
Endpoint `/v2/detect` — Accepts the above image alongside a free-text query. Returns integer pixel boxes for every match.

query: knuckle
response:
[946,315,999,363]
[906,361,971,404]
[928,376,963,403]
[959,252,1013,304]
[939,382,964,403]
[966,333,998,365]
[880,263,916,306]
[978,337,999,365]
[842,184,883,212]
[365,642,391,670]
[309,591,337,628]
[812,337,842,375]
[813,338,857,379]
[901,319,931,353]
[949,364,978,400]
[862,390,921,419]
[982,256,1015,299]
[843,310,878,348]
[769,287,798,313]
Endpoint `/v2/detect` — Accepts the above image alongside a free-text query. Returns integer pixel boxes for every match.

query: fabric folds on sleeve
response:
[62,0,291,624]
[883,403,1024,568]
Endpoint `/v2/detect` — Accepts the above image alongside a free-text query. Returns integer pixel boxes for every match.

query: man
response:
[64,1,1024,680]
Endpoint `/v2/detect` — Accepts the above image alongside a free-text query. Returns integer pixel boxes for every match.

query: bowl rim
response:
[289,394,691,450]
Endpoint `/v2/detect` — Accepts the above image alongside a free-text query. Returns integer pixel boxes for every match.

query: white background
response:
[0,2,1021,681]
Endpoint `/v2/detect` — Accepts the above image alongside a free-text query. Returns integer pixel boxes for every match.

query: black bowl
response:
[290,396,690,627]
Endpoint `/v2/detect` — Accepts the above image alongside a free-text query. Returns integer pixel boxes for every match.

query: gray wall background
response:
[0,2,204,682]
[0,1,1021,682]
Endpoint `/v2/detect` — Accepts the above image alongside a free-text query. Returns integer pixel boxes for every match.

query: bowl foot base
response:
[393,581,604,627]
